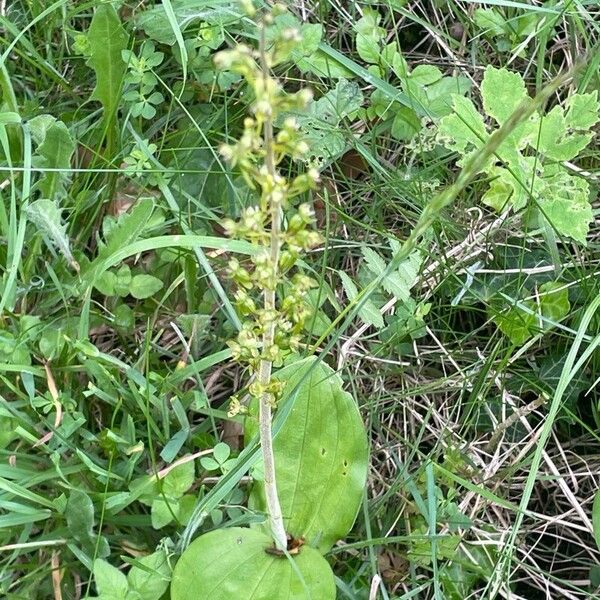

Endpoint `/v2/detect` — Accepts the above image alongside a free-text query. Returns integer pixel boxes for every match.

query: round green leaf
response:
[246,358,369,553]
[129,274,163,299]
[171,528,335,600]
[213,442,231,464]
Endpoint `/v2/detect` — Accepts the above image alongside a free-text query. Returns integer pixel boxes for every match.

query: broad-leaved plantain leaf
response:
[171,527,335,600]
[246,358,369,553]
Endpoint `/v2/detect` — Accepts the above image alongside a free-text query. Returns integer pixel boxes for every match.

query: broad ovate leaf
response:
[426,75,472,117]
[246,358,369,553]
[409,65,443,86]
[129,274,164,299]
[171,528,335,600]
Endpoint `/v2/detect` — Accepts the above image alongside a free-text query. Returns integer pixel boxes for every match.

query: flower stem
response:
[256,22,287,552]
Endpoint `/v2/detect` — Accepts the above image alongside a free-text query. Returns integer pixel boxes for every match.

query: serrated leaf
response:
[438,95,488,158]
[87,4,128,118]
[33,120,75,199]
[104,199,154,258]
[246,359,369,553]
[534,105,593,161]
[538,171,592,243]
[361,246,386,275]
[481,66,528,125]
[394,251,422,296]
[26,200,77,269]
[128,550,171,600]
[311,79,364,123]
[171,528,335,600]
[565,91,600,130]
[339,270,383,329]
[361,246,420,303]
[439,66,597,246]
[297,79,363,163]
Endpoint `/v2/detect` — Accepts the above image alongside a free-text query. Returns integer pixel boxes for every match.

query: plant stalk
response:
[256,23,287,551]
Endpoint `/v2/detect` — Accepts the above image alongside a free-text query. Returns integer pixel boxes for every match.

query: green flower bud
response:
[227,395,248,417]
[279,250,298,271]
[299,203,314,222]
[249,380,264,398]
[234,289,257,315]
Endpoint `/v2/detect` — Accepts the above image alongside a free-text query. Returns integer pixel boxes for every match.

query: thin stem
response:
[256,22,287,551]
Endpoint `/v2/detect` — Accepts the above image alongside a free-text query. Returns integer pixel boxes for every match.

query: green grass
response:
[1,0,600,599]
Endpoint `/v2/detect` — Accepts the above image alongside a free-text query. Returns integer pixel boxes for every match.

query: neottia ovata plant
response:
[170,5,368,599]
